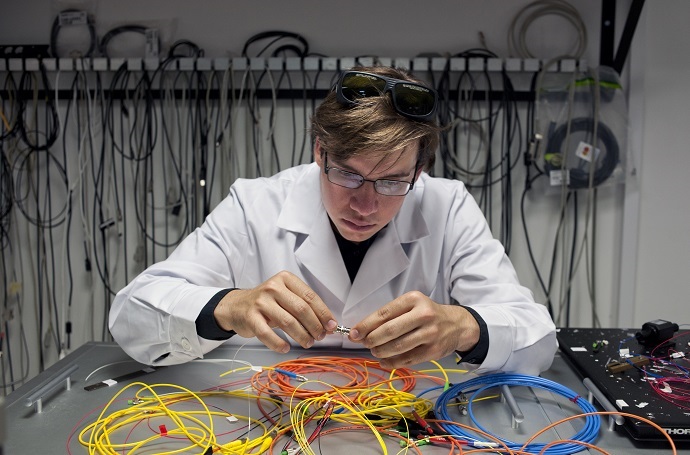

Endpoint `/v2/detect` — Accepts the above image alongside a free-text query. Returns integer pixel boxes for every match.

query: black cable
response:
[520,175,552,317]
[246,70,264,176]
[157,70,190,241]
[99,25,157,58]
[543,117,619,189]
[306,65,325,160]
[206,69,222,205]
[1,74,19,141]
[168,39,203,58]
[435,59,453,179]
[0,144,12,250]
[16,64,60,152]
[270,68,292,172]
[190,67,211,218]
[565,190,578,327]
[295,67,311,166]
[241,31,309,58]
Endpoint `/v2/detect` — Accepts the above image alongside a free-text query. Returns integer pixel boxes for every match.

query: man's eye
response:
[342,171,361,180]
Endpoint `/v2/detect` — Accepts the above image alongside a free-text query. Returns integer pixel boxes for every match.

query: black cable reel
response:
[543,116,620,189]
[536,65,627,191]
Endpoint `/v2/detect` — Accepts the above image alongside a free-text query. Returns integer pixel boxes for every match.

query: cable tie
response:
[159,424,167,436]
[99,218,115,230]
[569,394,581,403]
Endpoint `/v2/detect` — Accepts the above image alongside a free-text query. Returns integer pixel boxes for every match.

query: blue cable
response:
[434,373,601,455]
[415,384,444,399]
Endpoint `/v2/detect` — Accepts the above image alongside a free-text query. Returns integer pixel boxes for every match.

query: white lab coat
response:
[109,163,557,374]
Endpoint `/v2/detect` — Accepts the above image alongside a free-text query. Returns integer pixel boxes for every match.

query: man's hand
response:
[349,291,480,369]
[213,271,337,353]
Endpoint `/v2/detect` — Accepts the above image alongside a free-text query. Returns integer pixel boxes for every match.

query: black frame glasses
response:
[335,71,438,122]
[323,153,418,196]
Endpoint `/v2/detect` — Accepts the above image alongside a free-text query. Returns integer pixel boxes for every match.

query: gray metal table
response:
[3,342,685,454]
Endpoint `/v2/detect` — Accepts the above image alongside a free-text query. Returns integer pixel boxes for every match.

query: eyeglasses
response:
[323,153,418,196]
[335,71,438,122]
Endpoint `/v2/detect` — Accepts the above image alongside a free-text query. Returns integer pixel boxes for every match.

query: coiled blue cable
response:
[434,373,601,455]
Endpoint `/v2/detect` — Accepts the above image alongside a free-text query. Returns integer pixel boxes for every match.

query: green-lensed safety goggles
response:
[335,71,438,122]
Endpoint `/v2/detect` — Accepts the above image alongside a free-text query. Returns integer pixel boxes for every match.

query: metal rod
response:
[583,377,625,429]
[500,384,524,429]
[24,364,79,413]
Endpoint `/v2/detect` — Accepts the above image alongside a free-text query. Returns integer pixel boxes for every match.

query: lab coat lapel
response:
[347,192,430,305]
[277,164,350,303]
[346,222,408,305]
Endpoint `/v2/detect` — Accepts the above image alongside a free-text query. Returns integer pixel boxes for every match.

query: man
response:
[109,66,557,375]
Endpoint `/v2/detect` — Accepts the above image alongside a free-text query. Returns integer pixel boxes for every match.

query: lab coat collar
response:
[277,163,430,304]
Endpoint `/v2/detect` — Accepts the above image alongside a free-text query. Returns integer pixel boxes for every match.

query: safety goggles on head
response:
[335,71,438,122]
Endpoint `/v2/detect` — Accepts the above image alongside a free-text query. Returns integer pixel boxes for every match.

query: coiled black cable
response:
[543,117,619,189]
[241,30,309,57]
[99,25,160,58]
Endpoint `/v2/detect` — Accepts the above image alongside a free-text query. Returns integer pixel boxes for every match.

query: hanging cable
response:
[508,0,588,60]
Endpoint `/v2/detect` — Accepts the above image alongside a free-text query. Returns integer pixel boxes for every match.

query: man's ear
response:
[313,137,323,166]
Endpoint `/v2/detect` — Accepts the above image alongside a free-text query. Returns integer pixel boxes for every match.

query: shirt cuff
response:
[195,288,237,341]
[455,305,489,364]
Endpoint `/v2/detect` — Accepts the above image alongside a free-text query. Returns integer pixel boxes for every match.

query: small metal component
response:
[334,325,351,335]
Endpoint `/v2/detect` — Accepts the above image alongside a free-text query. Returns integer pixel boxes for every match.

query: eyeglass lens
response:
[328,168,410,196]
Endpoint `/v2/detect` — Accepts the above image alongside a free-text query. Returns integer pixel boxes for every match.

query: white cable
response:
[219,65,233,192]
[264,67,279,174]
[54,67,70,358]
[84,359,141,382]
[230,65,251,179]
[508,0,588,60]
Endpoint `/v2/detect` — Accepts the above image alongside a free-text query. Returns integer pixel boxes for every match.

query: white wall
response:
[632,1,690,326]
[1,0,687,382]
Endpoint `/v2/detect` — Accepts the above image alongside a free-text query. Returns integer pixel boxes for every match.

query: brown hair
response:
[311,66,441,171]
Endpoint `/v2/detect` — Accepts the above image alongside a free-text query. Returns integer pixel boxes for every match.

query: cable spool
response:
[543,117,619,189]
[49,9,97,58]
[99,25,159,58]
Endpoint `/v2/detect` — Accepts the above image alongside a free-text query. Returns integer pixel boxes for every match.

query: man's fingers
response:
[351,293,419,342]
[281,272,337,338]
[217,271,337,351]
[252,320,291,354]
[377,346,427,369]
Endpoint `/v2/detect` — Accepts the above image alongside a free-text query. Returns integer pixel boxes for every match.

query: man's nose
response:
[350,182,378,215]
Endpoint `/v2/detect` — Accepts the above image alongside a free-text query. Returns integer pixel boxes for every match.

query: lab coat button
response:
[181,337,192,351]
